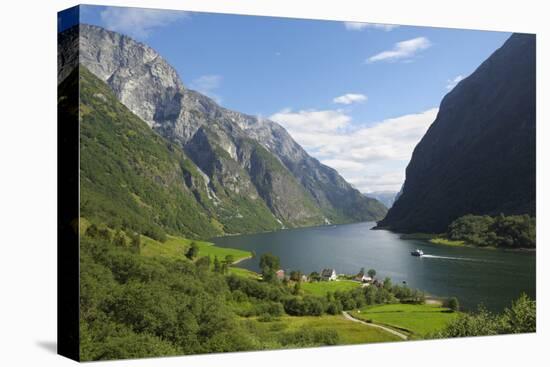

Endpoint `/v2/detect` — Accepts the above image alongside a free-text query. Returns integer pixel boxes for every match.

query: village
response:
[274,267,383,287]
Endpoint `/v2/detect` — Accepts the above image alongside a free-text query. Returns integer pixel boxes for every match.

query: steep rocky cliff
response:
[59,24,386,235]
[378,33,536,233]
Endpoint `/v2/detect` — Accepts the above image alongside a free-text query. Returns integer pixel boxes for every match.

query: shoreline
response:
[428,238,536,253]
[210,220,380,241]
[231,255,252,265]
[395,232,536,253]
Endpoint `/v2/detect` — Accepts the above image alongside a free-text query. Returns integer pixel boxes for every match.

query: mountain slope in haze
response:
[364,192,398,209]
[378,33,535,233]
[58,24,387,230]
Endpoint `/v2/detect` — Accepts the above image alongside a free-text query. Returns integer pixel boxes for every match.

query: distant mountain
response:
[58,24,386,238]
[364,192,398,209]
[377,33,535,233]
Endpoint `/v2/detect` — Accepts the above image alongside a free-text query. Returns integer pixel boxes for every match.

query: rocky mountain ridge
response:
[58,24,386,234]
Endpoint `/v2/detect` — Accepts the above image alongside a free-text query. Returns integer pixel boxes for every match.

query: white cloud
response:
[446,75,465,90]
[269,107,438,192]
[344,22,399,31]
[333,93,368,105]
[270,109,351,133]
[321,159,365,171]
[189,75,223,103]
[347,173,406,193]
[367,37,431,63]
[100,7,188,39]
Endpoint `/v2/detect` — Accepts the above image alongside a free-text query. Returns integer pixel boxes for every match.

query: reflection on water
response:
[212,222,535,312]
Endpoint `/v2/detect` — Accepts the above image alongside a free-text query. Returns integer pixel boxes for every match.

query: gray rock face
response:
[59,24,183,129]
[58,24,387,226]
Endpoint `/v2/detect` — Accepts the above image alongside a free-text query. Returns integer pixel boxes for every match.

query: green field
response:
[301,280,361,296]
[430,238,466,247]
[228,266,261,279]
[350,303,459,337]
[242,315,401,346]
[399,232,466,247]
[141,234,251,263]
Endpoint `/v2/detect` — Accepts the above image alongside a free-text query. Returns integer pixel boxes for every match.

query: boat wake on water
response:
[420,254,481,262]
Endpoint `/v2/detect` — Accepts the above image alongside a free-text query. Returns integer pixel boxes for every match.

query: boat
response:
[411,249,424,257]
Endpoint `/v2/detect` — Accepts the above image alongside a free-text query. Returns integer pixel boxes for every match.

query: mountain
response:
[58,24,386,237]
[364,192,398,209]
[377,33,536,233]
[62,66,227,239]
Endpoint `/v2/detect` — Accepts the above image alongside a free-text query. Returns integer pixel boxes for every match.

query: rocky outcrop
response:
[58,24,387,230]
[378,33,536,233]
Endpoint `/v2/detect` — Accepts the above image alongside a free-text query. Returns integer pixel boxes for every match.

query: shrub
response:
[445,297,460,312]
[501,293,536,333]
[433,294,535,338]
[280,328,339,347]
[326,301,343,315]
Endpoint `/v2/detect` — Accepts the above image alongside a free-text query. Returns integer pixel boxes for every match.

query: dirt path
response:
[231,255,252,265]
[342,311,408,340]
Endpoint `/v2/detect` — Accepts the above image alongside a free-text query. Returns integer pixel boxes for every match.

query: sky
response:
[63,5,511,193]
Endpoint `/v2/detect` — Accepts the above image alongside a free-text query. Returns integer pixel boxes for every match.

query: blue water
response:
[212,222,535,311]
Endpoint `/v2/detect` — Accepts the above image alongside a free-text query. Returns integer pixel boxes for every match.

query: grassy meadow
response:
[429,238,466,247]
[141,234,251,263]
[241,315,401,346]
[350,303,458,337]
[301,280,361,296]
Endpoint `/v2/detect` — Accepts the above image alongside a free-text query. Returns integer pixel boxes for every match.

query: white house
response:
[275,269,285,280]
[321,268,337,281]
[355,274,373,283]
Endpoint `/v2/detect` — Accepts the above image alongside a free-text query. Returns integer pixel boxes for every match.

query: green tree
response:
[213,256,221,273]
[130,232,141,254]
[309,272,321,282]
[501,293,536,333]
[447,297,460,312]
[447,214,535,248]
[290,270,303,282]
[491,214,536,248]
[448,214,495,246]
[185,242,199,260]
[259,253,280,282]
[196,256,211,272]
[292,282,302,295]
[367,269,376,279]
[433,294,535,338]
[326,301,342,315]
[113,230,128,247]
[218,254,235,275]
[434,306,500,338]
[224,254,235,266]
[86,224,112,241]
[364,286,377,305]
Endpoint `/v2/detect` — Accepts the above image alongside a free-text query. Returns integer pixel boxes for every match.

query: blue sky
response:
[68,5,510,193]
